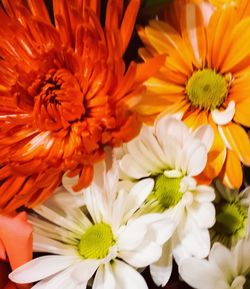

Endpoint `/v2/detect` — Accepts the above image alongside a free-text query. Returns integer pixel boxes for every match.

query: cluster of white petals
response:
[180,209,250,289]
[10,159,174,289]
[118,116,216,286]
[10,116,248,289]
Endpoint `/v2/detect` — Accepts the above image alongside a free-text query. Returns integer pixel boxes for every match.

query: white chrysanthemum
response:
[118,116,216,286]
[211,180,250,247]
[9,161,174,289]
[180,209,250,289]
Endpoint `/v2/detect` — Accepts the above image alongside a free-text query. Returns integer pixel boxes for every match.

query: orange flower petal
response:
[221,17,250,73]
[207,7,238,71]
[73,165,94,192]
[136,55,166,84]
[219,123,250,165]
[183,110,208,130]
[181,2,206,68]
[0,0,143,211]
[120,0,140,53]
[199,121,227,181]
[0,212,32,270]
[234,97,250,127]
[219,149,243,189]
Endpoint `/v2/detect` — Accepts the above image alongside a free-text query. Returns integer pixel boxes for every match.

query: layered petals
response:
[0,0,143,212]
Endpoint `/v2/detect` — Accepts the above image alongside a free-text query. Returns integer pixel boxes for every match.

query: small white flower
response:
[118,116,216,286]
[9,160,174,289]
[211,180,250,247]
[179,209,250,289]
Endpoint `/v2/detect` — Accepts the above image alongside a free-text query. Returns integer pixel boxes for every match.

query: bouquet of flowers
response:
[0,0,250,288]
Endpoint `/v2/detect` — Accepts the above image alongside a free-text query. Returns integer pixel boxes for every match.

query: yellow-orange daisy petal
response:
[219,123,250,165]
[234,98,250,127]
[219,150,243,188]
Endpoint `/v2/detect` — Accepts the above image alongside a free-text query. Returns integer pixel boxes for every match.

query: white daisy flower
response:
[118,116,216,286]
[211,180,250,247]
[180,209,250,289]
[9,160,174,289]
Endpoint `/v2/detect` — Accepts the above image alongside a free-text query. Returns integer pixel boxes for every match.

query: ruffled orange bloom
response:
[136,1,250,189]
[0,0,153,212]
[0,212,32,289]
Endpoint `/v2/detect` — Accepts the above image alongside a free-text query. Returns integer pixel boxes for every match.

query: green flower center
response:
[154,174,183,209]
[186,69,228,110]
[78,223,115,259]
[215,202,248,236]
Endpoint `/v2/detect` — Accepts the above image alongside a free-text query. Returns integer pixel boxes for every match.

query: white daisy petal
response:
[119,154,151,179]
[186,142,207,176]
[189,202,215,229]
[147,216,175,245]
[71,259,100,283]
[62,173,81,195]
[130,213,175,245]
[51,191,86,209]
[33,233,77,256]
[140,126,168,166]
[119,242,162,268]
[31,265,83,289]
[179,220,210,259]
[9,256,78,283]
[211,100,235,126]
[117,222,147,251]
[33,205,83,234]
[194,185,215,203]
[123,178,154,221]
[209,243,236,280]
[150,241,173,287]
[110,189,127,232]
[112,260,148,289]
[155,116,189,149]
[93,264,116,289]
[179,258,224,289]
[192,124,214,151]
[127,137,161,173]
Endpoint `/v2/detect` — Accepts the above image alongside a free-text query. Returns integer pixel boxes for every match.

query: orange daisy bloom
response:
[0,0,146,212]
[136,1,250,189]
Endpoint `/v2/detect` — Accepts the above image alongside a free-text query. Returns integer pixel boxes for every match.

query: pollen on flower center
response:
[186,69,228,110]
[78,223,115,259]
[215,202,248,236]
[154,174,183,209]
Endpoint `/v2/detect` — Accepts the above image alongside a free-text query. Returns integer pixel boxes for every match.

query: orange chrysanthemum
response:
[0,0,146,212]
[136,0,250,189]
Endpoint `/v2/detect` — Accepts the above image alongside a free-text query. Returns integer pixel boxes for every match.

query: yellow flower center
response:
[154,174,183,209]
[78,223,115,259]
[186,69,228,110]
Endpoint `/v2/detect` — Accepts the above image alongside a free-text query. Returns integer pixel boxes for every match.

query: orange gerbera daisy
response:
[136,0,250,189]
[0,0,151,212]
